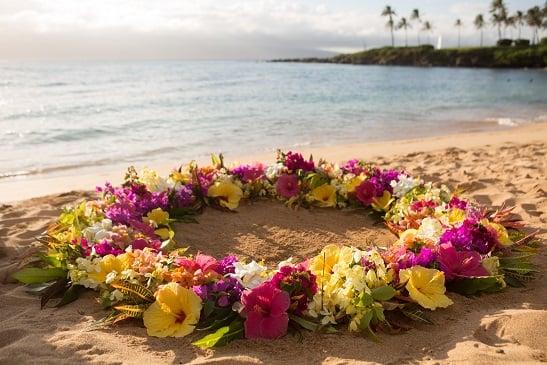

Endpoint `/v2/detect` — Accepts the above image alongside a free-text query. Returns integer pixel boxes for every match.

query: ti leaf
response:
[448,276,505,296]
[192,318,244,349]
[12,267,67,285]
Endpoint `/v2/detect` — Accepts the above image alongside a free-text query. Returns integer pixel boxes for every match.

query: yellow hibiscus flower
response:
[399,266,453,310]
[310,244,340,283]
[345,175,365,193]
[88,254,132,284]
[371,190,392,211]
[143,282,202,338]
[311,184,337,207]
[207,180,243,210]
[146,208,170,227]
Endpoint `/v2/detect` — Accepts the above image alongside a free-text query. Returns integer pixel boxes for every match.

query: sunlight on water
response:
[0,61,546,178]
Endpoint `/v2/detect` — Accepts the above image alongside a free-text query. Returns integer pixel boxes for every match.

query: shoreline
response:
[1,121,546,203]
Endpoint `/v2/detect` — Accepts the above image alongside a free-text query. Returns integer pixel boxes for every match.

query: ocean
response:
[1,60,546,179]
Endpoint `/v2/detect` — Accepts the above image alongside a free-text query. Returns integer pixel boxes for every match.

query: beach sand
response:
[0,123,546,364]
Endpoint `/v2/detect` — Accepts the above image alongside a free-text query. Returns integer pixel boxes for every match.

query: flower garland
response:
[13,151,538,348]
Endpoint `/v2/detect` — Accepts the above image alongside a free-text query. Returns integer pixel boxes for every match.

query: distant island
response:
[271,44,547,68]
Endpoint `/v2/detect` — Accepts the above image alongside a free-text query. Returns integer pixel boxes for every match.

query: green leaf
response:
[289,314,337,334]
[372,306,385,322]
[371,286,397,301]
[448,276,505,296]
[55,285,85,308]
[357,292,374,307]
[12,267,67,284]
[192,318,244,349]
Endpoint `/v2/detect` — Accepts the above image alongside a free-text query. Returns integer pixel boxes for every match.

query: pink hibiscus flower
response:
[241,281,290,339]
[276,174,300,198]
[355,180,376,205]
[438,243,489,280]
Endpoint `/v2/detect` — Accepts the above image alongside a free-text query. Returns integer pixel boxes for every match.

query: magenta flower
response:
[241,281,290,339]
[439,219,498,254]
[341,159,367,175]
[276,174,300,198]
[231,163,265,183]
[355,180,377,205]
[438,243,489,280]
[270,264,317,315]
[284,152,314,172]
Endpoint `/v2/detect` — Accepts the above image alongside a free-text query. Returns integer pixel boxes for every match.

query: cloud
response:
[0,0,535,59]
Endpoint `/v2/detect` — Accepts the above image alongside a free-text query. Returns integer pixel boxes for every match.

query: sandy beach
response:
[0,123,546,364]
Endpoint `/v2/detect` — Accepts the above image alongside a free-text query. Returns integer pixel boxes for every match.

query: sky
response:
[0,0,543,60]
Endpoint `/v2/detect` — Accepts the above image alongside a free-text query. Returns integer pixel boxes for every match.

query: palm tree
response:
[422,21,433,45]
[455,19,463,48]
[474,14,485,46]
[514,10,525,39]
[526,6,543,44]
[410,9,421,45]
[382,5,397,47]
[506,15,516,39]
[397,17,412,47]
[490,0,508,40]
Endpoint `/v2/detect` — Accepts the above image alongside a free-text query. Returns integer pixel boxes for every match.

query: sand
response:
[0,123,546,364]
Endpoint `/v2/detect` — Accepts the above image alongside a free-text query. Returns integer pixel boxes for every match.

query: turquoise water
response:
[1,61,546,178]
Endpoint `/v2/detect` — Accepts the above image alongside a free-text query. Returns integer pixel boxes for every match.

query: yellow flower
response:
[146,208,170,226]
[88,254,132,283]
[207,180,243,210]
[143,282,202,337]
[310,244,341,283]
[345,175,365,193]
[399,266,453,310]
[481,220,512,246]
[398,229,418,248]
[371,190,392,211]
[155,228,174,240]
[311,184,337,207]
[448,208,466,225]
[170,170,191,184]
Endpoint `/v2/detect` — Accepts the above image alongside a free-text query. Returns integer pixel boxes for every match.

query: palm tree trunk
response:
[480,29,483,47]
[405,29,408,47]
[458,29,461,48]
[417,31,420,46]
[518,25,521,39]
[390,27,394,46]
[498,25,501,40]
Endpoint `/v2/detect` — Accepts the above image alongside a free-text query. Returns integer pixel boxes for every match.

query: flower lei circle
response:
[14,151,538,348]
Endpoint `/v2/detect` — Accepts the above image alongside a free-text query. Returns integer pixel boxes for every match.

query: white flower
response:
[82,219,113,243]
[390,174,422,197]
[416,217,443,242]
[265,163,285,180]
[140,168,169,192]
[231,260,268,289]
